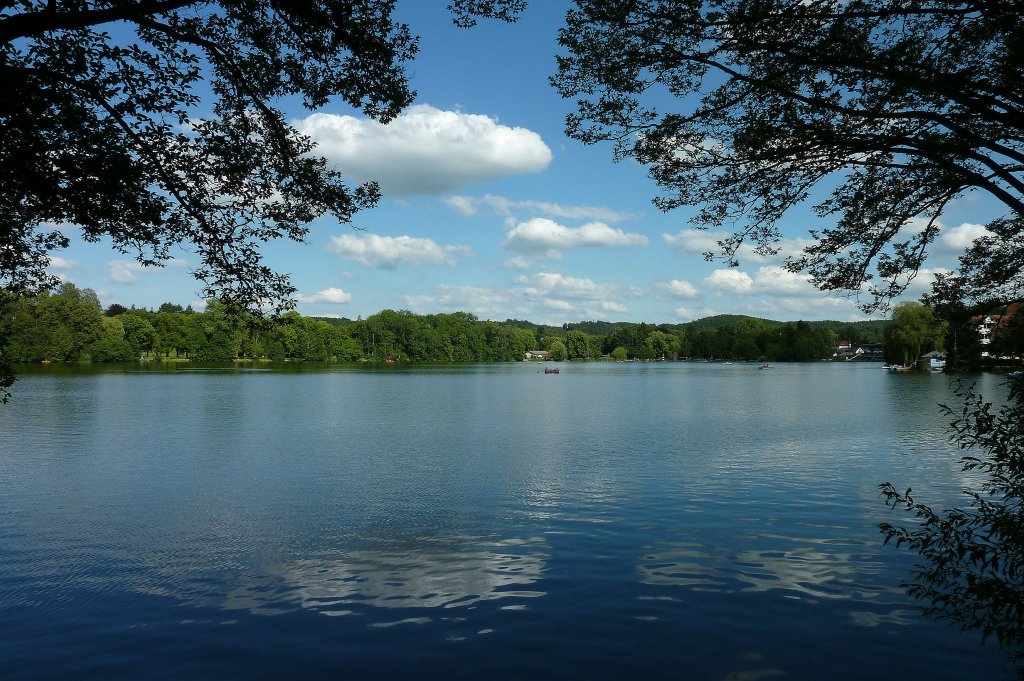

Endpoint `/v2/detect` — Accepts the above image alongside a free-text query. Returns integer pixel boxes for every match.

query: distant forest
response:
[2,284,888,363]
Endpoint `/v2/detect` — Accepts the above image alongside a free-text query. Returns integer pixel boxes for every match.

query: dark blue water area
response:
[0,361,1016,679]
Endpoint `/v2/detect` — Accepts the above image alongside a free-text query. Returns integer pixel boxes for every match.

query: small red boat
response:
[544,367,559,374]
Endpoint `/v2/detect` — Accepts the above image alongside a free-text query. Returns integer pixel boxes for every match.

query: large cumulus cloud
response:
[502,218,649,261]
[326,233,471,270]
[295,105,552,196]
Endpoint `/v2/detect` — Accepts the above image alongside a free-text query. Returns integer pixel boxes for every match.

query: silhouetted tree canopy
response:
[553,0,1024,311]
[0,0,523,304]
[0,0,523,399]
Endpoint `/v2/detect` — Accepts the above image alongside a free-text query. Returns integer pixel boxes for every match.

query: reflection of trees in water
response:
[223,536,548,617]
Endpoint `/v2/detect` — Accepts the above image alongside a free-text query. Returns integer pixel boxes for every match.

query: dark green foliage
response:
[1,296,893,365]
[310,316,356,328]
[571,320,625,336]
[4,282,104,362]
[564,330,591,359]
[592,314,878,361]
[0,293,15,402]
[683,315,778,331]
[546,339,567,361]
[926,283,1022,369]
[884,301,946,365]
[881,380,1024,672]
[554,0,1024,312]
[931,219,1024,317]
[88,318,135,362]
[993,308,1024,363]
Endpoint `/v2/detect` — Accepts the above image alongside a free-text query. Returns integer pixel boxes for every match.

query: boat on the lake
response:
[758,363,773,369]
[886,364,913,372]
[544,367,559,374]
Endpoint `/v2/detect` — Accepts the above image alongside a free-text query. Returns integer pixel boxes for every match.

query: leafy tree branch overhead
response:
[0,0,523,309]
[0,0,523,400]
[553,0,1024,311]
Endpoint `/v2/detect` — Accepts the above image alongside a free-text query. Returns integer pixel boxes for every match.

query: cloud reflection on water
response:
[637,538,908,624]
[222,536,548,619]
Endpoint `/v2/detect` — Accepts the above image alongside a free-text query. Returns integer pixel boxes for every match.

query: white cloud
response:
[502,218,648,258]
[403,285,526,319]
[517,272,632,320]
[445,194,637,223]
[703,269,754,295]
[751,266,818,297]
[295,104,551,196]
[599,301,628,313]
[48,256,77,271]
[655,279,700,300]
[662,229,725,256]
[543,298,574,311]
[46,256,77,282]
[895,218,994,263]
[936,222,992,254]
[403,273,635,324]
[514,271,614,300]
[674,306,718,322]
[663,230,811,264]
[107,260,145,284]
[326,233,471,269]
[902,267,953,297]
[700,266,826,301]
[504,255,535,270]
[896,216,933,239]
[297,287,352,304]
[444,195,478,216]
[738,296,865,321]
[106,258,188,284]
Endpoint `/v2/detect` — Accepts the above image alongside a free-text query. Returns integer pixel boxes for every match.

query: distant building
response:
[831,339,855,359]
[524,350,551,360]
[855,343,885,360]
[971,301,1019,357]
[975,314,1000,356]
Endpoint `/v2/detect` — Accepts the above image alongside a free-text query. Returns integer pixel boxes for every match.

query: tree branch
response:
[0,0,201,43]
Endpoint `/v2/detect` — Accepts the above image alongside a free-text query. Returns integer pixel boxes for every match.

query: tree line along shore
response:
[3,283,892,365]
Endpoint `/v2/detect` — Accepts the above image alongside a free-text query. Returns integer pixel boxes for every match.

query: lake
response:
[0,361,1014,679]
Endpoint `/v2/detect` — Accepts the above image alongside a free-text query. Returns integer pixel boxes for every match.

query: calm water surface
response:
[0,362,1014,679]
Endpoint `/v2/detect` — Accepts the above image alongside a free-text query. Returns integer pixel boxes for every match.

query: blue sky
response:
[49,1,1000,324]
